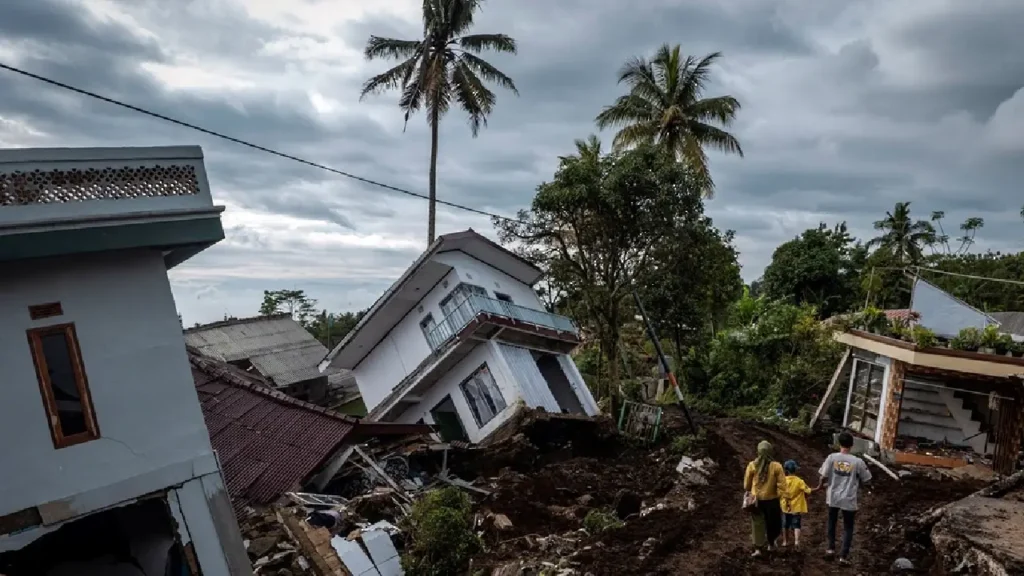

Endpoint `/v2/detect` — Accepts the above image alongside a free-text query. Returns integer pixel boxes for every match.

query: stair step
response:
[899,416,962,431]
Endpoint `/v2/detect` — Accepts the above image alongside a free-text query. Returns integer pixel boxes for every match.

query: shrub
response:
[951,327,981,351]
[401,488,481,576]
[669,429,707,456]
[910,326,937,349]
[981,324,1001,349]
[583,509,623,534]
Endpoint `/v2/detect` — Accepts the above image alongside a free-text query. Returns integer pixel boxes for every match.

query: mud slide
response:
[464,410,984,575]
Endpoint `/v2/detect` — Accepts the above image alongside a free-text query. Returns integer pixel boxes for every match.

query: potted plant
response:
[1012,341,1024,358]
[980,325,1001,354]
[861,307,887,334]
[995,333,1015,356]
[951,327,982,352]
[911,326,938,349]
[889,317,912,341]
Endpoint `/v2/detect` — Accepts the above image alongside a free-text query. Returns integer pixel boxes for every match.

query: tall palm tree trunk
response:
[427,105,440,244]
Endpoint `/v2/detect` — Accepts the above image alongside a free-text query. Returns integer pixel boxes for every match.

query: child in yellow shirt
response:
[780,459,814,548]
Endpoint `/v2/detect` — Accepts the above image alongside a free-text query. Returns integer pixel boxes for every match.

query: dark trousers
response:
[827,507,856,557]
[758,498,783,547]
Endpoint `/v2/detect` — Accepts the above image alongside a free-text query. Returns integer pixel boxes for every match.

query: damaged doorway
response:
[534,352,585,414]
[0,497,189,576]
[430,394,469,443]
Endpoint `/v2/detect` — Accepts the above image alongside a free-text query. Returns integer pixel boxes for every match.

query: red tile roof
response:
[884,309,920,321]
[189,350,356,510]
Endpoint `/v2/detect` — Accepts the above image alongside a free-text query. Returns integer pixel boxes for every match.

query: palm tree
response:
[360,0,518,243]
[868,202,936,264]
[595,44,743,197]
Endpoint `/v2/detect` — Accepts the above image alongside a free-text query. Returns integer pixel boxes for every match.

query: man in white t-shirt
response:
[816,431,872,565]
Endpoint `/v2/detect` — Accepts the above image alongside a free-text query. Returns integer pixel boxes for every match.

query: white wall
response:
[433,251,545,310]
[394,341,523,443]
[0,250,216,517]
[354,252,547,413]
[911,278,995,338]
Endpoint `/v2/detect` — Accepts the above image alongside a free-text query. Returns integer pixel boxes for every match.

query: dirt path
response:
[657,419,985,575]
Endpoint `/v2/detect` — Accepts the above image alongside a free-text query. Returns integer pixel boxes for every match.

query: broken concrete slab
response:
[932,496,1024,575]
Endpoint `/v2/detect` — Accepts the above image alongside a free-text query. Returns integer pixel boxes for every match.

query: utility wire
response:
[913,266,1024,288]
[0,61,524,223]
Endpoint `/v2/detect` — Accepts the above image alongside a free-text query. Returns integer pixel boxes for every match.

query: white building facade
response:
[321,231,599,443]
[0,146,250,575]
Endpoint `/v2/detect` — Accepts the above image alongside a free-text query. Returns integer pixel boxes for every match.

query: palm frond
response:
[611,121,658,151]
[682,137,713,197]
[364,36,421,60]
[452,61,495,135]
[595,94,657,130]
[449,0,483,36]
[360,58,419,99]
[458,33,517,54]
[459,52,518,94]
[689,95,742,125]
[689,122,744,157]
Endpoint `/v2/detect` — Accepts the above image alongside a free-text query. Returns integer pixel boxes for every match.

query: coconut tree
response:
[360,0,518,243]
[868,202,936,265]
[595,44,743,197]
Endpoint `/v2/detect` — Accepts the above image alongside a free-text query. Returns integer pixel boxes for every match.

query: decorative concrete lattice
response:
[0,165,200,206]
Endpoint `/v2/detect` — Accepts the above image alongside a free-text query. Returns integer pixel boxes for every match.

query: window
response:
[27,323,99,448]
[494,293,513,303]
[420,314,439,349]
[459,364,507,428]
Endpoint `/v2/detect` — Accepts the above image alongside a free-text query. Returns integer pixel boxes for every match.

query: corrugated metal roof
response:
[991,312,1024,337]
[184,315,355,393]
[189,352,356,510]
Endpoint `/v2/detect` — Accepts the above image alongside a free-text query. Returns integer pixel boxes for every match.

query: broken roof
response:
[320,229,543,371]
[185,314,356,396]
[190,350,357,510]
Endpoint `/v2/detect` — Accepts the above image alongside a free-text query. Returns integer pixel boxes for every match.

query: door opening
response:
[430,394,470,443]
[534,353,585,414]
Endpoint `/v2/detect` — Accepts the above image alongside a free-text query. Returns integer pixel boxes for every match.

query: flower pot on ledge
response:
[979,347,996,355]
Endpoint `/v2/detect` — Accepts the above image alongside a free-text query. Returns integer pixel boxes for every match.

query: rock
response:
[613,489,642,519]
[891,557,914,571]
[493,513,514,530]
[577,494,594,506]
[247,535,280,559]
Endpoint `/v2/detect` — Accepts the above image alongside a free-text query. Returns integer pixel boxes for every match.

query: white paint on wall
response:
[911,277,996,338]
[0,250,217,518]
[394,342,522,443]
[354,252,551,414]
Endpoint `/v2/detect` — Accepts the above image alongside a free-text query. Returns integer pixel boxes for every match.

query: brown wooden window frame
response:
[26,323,100,449]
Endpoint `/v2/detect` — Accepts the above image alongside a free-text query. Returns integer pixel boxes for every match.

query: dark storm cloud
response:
[2,0,1023,321]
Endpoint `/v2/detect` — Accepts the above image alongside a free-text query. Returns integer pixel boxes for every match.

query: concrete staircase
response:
[898,381,989,454]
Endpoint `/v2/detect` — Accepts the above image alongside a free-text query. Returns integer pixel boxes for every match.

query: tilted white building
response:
[320,230,599,443]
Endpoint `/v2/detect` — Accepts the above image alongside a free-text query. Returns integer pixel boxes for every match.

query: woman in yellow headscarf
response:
[743,440,786,557]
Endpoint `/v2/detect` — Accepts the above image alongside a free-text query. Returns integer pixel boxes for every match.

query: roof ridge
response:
[188,351,358,424]
[183,312,294,333]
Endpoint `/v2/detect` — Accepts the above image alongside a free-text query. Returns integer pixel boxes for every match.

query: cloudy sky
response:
[2,0,1022,325]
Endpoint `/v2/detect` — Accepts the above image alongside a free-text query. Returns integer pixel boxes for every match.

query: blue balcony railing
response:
[426,295,578,351]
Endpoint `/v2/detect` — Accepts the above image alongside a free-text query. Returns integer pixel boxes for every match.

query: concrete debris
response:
[891,557,914,571]
[931,496,1024,575]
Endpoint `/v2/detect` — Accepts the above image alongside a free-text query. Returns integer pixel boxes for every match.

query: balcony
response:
[427,295,580,354]
[0,146,224,267]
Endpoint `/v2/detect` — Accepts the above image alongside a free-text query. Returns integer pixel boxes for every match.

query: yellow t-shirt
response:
[780,475,811,514]
[744,460,786,500]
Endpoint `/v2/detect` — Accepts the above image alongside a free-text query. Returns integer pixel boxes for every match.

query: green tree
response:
[359,0,518,243]
[867,201,936,265]
[762,223,864,318]
[259,289,318,326]
[307,309,367,348]
[929,211,985,256]
[637,218,742,361]
[595,45,742,196]
[495,142,704,398]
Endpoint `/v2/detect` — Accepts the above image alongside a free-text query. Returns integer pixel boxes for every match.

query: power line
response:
[914,266,1024,287]
[0,61,523,223]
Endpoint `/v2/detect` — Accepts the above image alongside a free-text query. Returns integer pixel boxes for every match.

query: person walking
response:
[779,459,814,548]
[817,431,873,565]
[743,440,786,557]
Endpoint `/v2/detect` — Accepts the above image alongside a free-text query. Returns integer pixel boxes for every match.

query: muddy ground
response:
[457,409,986,575]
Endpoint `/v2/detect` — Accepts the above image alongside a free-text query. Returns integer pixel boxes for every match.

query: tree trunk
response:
[427,106,440,244]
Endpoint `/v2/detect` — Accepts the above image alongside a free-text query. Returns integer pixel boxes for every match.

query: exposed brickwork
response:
[879,360,906,450]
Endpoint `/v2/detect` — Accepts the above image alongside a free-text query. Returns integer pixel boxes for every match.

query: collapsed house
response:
[0,146,250,575]
[319,229,599,443]
[186,314,360,412]
[817,277,1024,475]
